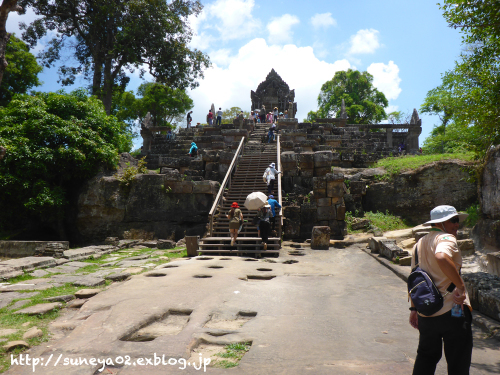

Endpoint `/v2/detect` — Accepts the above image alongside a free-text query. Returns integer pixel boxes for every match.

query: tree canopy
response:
[221,107,249,123]
[307,69,388,124]
[18,0,210,114]
[421,1,500,156]
[0,0,23,86]
[0,90,132,237]
[0,34,42,105]
[114,82,194,129]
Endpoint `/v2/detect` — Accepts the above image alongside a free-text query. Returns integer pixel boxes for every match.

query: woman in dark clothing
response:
[257,204,271,250]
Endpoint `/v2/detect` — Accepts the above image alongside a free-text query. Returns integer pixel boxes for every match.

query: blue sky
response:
[7,1,463,150]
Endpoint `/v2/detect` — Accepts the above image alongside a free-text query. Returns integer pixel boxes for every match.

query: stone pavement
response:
[4,244,500,375]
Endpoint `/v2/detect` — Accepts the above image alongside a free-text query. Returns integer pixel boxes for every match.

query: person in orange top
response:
[409,205,472,375]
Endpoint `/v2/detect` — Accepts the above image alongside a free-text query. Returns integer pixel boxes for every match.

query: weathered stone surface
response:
[105,273,131,282]
[73,277,105,287]
[481,145,500,220]
[0,257,56,272]
[378,239,408,261]
[349,181,366,195]
[74,289,101,299]
[14,302,62,315]
[399,256,412,267]
[365,160,477,225]
[104,237,120,246]
[0,329,18,337]
[317,206,336,221]
[0,241,68,258]
[63,248,98,260]
[463,272,500,322]
[29,269,49,278]
[23,327,43,340]
[311,226,331,250]
[0,292,39,309]
[313,151,333,168]
[75,172,217,244]
[399,238,416,250]
[67,299,87,308]
[351,219,370,230]
[157,239,176,249]
[44,295,75,303]
[487,252,500,277]
[8,300,31,311]
[3,341,29,351]
[458,239,475,256]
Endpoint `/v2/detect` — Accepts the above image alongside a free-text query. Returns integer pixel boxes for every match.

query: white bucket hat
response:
[270,163,275,168]
[423,205,468,225]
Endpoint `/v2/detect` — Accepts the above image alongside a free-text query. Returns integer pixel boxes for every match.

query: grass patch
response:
[212,342,251,368]
[346,210,411,234]
[365,211,411,232]
[374,152,474,180]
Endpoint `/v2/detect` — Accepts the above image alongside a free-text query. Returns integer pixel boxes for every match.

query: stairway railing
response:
[208,137,246,236]
[277,134,283,239]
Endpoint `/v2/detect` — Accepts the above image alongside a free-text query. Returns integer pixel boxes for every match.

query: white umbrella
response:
[244,192,268,211]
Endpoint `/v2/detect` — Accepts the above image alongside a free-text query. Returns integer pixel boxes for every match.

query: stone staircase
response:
[199,123,281,256]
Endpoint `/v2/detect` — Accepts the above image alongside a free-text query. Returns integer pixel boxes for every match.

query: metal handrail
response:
[208,137,246,236]
[277,134,283,239]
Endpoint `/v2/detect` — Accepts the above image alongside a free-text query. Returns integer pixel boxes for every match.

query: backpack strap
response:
[417,239,456,294]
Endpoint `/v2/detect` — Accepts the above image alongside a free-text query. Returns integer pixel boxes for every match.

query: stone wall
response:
[283,173,346,241]
[473,145,500,252]
[364,159,477,225]
[73,170,219,244]
[0,241,69,258]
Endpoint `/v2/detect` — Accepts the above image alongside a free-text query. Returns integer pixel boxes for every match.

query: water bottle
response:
[451,303,464,318]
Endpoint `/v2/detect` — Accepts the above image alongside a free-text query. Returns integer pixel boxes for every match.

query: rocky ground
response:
[0,239,498,374]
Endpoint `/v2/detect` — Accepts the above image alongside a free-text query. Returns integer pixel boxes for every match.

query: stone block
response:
[379,239,408,261]
[284,220,301,239]
[0,257,56,272]
[400,238,416,250]
[349,181,366,195]
[463,272,500,322]
[157,240,176,249]
[327,180,344,198]
[351,219,370,230]
[313,177,326,190]
[414,231,430,241]
[284,206,301,221]
[399,256,412,266]
[300,169,314,178]
[325,172,344,182]
[192,181,213,194]
[166,181,193,194]
[63,248,98,260]
[487,252,500,277]
[202,150,219,163]
[313,151,334,168]
[298,152,315,169]
[314,189,326,199]
[458,239,475,256]
[336,204,346,220]
[317,206,336,221]
[314,167,331,177]
[329,220,346,239]
[317,198,332,207]
[189,160,204,170]
[311,226,331,250]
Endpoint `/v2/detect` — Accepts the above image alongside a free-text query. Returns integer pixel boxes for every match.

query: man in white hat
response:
[263,163,281,196]
[410,205,472,375]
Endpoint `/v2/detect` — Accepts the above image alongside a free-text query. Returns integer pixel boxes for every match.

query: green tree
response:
[434,1,500,156]
[18,0,210,114]
[221,107,249,124]
[0,91,132,238]
[0,34,42,105]
[420,86,454,136]
[309,69,388,124]
[0,0,23,86]
[113,82,194,131]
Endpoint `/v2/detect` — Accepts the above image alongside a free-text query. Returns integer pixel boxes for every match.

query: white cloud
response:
[267,15,300,44]
[367,61,402,100]
[311,13,337,30]
[188,38,351,125]
[209,49,233,67]
[189,0,261,49]
[348,29,381,55]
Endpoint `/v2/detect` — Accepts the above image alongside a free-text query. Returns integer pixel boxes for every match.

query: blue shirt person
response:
[267,195,282,232]
[188,142,198,157]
